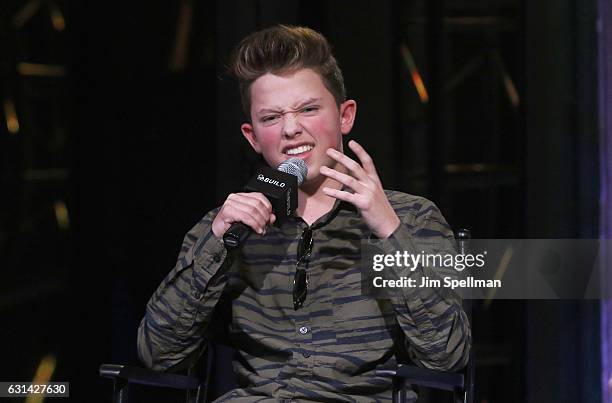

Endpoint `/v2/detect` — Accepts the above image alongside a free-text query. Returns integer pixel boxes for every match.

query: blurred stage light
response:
[400,44,429,104]
[169,0,194,72]
[13,0,65,32]
[54,201,70,231]
[3,98,20,134]
[26,353,56,403]
[492,51,520,108]
[12,0,42,29]
[17,63,66,77]
[48,2,66,32]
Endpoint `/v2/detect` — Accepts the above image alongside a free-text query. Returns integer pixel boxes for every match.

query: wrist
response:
[375,215,401,239]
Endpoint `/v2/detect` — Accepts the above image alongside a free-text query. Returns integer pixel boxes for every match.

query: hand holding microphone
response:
[212,158,308,248]
[211,192,275,238]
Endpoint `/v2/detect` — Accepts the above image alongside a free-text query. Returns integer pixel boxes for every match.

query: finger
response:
[224,204,266,234]
[225,198,269,231]
[322,187,358,205]
[244,193,275,226]
[228,203,267,231]
[228,194,272,222]
[235,192,273,213]
[326,148,368,181]
[320,166,365,193]
[347,140,380,180]
[234,193,276,230]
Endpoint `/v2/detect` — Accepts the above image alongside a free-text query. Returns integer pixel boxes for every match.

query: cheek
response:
[254,127,281,150]
[306,116,341,145]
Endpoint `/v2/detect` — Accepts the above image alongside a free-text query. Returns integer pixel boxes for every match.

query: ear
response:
[241,123,262,154]
[339,100,357,135]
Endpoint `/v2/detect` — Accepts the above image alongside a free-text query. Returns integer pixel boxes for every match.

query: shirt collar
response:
[304,185,358,229]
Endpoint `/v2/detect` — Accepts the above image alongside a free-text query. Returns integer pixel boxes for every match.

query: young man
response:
[138,25,470,402]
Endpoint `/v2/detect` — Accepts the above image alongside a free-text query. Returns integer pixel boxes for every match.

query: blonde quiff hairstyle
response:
[229,25,347,119]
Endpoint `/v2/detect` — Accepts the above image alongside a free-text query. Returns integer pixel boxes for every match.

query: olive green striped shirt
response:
[138,190,471,402]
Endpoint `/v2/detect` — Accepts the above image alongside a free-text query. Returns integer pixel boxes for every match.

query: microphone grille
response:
[277,158,308,185]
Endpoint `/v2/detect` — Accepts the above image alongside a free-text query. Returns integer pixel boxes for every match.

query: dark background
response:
[0,0,605,402]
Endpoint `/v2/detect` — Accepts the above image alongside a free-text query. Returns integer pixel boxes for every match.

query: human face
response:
[241,68,356,184]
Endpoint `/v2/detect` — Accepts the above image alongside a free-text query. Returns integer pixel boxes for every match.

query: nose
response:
[281,112,302,138]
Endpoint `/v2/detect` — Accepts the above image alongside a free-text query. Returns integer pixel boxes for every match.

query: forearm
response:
[137,212,230,371]
[391,264,471,371]
[373,202,471,371]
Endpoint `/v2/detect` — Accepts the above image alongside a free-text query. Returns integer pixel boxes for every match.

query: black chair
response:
[101,229,474,403]
[99,363,204,403]
[101,295,235,403]
[376,344,474,403]
[100,348,474,403]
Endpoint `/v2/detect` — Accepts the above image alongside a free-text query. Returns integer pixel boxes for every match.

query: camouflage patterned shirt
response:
[137,190,471,402]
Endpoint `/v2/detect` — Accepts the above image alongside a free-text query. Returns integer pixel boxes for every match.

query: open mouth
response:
[284,144,314,156]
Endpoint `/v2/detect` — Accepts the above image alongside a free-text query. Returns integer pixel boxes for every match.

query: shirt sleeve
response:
[137,208,231,371]
[370,195,471,372]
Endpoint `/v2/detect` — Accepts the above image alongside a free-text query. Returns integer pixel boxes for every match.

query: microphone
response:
[223,158,308,248]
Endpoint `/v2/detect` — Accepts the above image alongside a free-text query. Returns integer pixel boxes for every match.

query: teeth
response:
[286,145,313,155]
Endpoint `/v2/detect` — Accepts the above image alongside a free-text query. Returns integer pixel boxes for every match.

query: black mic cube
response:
[244,166,298,223]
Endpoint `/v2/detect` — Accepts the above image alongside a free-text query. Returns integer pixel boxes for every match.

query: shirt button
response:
[213,253,221,263]
[299,326,308,334]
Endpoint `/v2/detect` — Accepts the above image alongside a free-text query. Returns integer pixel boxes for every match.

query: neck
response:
[296,167,345,226]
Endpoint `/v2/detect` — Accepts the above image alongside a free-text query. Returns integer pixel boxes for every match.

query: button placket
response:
[295,321,312,339]
[295,318,313,364]
[292,221,315,367]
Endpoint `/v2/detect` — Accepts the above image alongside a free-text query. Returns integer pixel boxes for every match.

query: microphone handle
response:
[223,222,252,248]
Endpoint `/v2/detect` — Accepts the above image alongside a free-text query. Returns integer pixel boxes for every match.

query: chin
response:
[303,173,317,184]
[305,163,321,179]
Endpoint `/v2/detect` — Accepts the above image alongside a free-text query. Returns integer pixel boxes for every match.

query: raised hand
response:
[320,140,400,239]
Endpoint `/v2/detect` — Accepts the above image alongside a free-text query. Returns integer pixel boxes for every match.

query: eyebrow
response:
[257,98,322,115]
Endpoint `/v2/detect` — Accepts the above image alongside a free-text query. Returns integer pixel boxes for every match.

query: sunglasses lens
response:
[293,269,307,310]
[298,228,313,261]
[294,227,312,310]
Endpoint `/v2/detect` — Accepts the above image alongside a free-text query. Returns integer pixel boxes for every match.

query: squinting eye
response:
[301,106,319,114]
[262,115,280,123]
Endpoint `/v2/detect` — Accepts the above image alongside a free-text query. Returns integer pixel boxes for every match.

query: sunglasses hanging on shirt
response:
[293,227,313,310]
